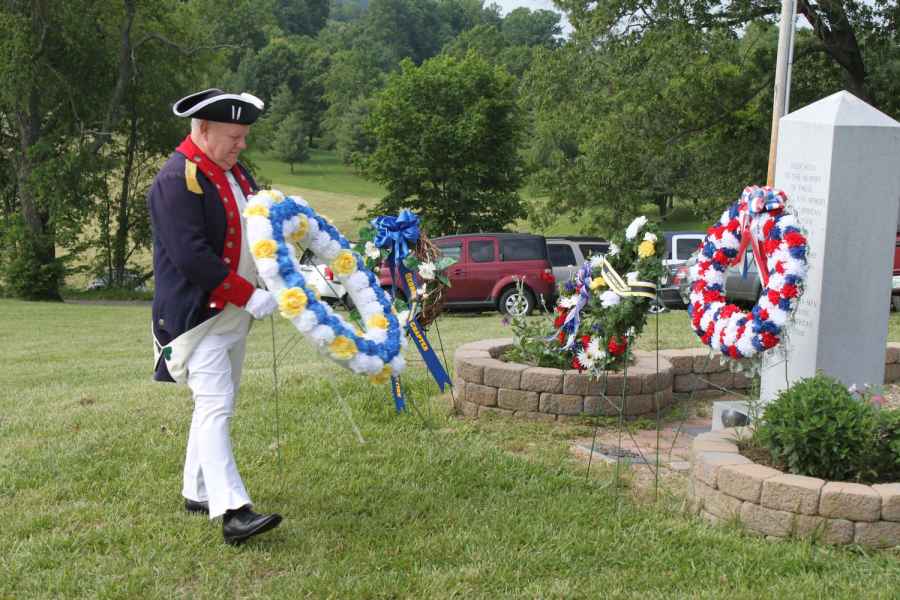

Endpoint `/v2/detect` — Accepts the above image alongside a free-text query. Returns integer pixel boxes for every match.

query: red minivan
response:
[379,233,556,315]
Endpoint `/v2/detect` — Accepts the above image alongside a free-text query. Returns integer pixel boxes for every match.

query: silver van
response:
[546,236,609,283]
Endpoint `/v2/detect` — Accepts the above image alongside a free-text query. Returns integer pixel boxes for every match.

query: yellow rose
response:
[638,240,656,258]
[252,239,278,259]
[369,366,392,385]
[329,335,357,360]
[330,250,357,277]
[366,314,388,330]
[278,288,307,318]
[287,217,309,244]
[589,276,606,291]
[244,203,269,218]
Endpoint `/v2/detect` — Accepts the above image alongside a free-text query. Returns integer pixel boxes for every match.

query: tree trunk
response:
[654,193,669,219]
[15,87,61,301]
[112,109,139,285]
[798,0,873,105]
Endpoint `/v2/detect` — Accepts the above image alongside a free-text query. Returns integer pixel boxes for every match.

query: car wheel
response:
[499,287,535,316]
[647,301,667,314]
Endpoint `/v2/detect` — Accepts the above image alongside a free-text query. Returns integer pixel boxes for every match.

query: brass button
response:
[228,211,235,219]
[209,302,216,308]
[193,156,201,163]
[157,318,165,327]
[226,241,234,248]
[224,257,231,264]
[228,227,235,234]
[223,282,231,290]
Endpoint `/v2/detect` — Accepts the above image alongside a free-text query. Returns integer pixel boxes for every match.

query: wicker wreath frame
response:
[411,233,447,328]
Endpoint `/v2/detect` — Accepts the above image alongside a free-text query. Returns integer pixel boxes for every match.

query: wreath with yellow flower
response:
[547,216,664,374]
[243,189,407,384]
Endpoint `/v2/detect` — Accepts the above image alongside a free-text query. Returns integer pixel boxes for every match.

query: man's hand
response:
[244,289,278,319]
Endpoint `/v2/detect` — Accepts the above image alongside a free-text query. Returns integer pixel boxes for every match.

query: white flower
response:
[626,271,638,284]
[590,255,604,269]
[365,241,380,259]
[418,261,436,280]
[600,290,621,308]
[626,326,636,338]
[643,231,657,243]
[587,338,605,360]
[558,295,579,309]
[608,242,620,256]
[625,216,648,241]
[576,349,595,370]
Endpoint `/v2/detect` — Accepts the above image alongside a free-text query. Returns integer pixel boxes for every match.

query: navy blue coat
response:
[149,136,259,382]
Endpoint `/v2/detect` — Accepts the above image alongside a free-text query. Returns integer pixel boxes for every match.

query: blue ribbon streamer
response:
[407,316,453,392]
[559,262,593,349]
[390,375,406,413]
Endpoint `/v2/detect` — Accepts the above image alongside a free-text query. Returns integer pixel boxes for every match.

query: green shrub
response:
[873,409,900,481]
[754,373,880,482]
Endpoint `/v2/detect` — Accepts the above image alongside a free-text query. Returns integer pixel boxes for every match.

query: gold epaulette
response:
[184,160,203,194]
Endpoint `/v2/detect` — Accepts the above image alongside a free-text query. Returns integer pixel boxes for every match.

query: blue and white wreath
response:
[244,189,407,383]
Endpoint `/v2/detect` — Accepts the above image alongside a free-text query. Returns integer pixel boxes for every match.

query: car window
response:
[675,238,702,260]
[548,244,577,267]
[469,240,495,263]
[437,242,462,262]
[500,237,545,261]
[579,244,608,259]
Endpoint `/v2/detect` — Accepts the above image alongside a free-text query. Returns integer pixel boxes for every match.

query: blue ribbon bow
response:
[371,210,420,266]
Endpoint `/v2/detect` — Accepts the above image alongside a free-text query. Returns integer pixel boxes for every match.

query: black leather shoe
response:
[222,505,282,545]
[184,499,209,515]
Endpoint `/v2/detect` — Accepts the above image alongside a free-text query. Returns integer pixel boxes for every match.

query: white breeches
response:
[182,331,252,519]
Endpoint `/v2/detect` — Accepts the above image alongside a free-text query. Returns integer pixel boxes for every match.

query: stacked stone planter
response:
[452,340,900,421]
[689,429,900,548]
[452,339,752,420]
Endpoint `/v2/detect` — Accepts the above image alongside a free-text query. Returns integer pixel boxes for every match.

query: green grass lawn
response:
[3,299,900,598]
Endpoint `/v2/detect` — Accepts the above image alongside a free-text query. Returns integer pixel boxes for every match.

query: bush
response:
[754,373,881,482]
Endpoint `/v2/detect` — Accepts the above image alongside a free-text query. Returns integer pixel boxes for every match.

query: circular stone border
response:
[452,338,689,421]
[689,428,900,548]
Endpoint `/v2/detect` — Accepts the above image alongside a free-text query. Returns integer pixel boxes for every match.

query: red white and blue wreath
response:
[688,186,808,360]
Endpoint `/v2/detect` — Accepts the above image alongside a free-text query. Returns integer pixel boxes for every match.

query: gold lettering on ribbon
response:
[404,271,418,300]
[408,319,430,352]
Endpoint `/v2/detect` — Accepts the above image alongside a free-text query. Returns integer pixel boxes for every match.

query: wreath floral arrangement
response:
[244,189,407,384]
[353,211,457,327]
[688,185,808,360]
[548,216,664,375]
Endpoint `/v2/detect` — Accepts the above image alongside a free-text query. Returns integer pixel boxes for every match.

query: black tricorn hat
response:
[172,88,265,125]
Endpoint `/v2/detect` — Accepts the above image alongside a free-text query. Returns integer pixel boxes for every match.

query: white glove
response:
[244,289,278,319]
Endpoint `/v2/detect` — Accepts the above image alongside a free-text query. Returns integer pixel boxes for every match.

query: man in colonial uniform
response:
[149,88,282,545]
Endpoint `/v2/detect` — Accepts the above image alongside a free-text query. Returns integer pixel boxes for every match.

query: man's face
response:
[200,121,250,170]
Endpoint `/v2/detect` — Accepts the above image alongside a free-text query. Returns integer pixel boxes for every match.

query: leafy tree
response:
[363,53,525,235]
[555,0,899,108]
[0,0,210,299]
[501,7,562,49]
[273,113,310,172]
[521,22,847,234]
[274,0,330,37]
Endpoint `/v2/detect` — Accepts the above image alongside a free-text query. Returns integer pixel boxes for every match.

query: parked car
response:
[893,231,900,311]
[545,236,610,284]
[299,251,349,308]
[662,231,706,268]
[677,250,763,306]
[86,269,149,291]
[378,233,556,315]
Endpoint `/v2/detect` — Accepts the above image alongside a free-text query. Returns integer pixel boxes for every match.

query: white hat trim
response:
[173,90,265,118]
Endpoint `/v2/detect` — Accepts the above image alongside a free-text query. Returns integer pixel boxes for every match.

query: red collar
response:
[175,135,252,193]
[174,135,254,310]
